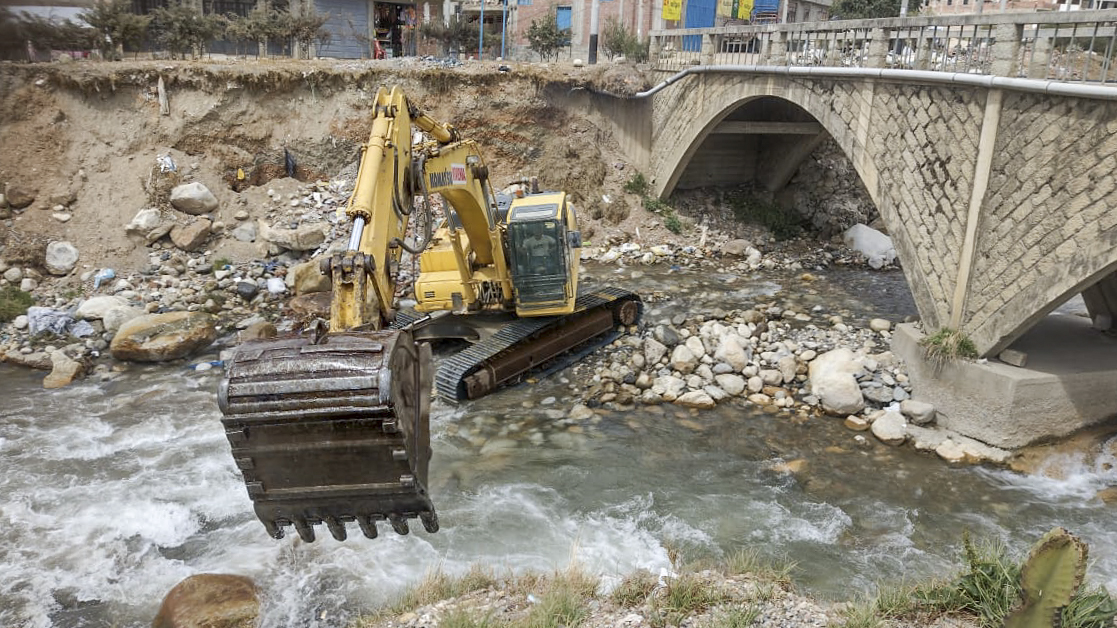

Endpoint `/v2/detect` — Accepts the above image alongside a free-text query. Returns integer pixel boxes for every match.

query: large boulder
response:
[808,348,865,415]
[169,182,218,215]
[153,574,259,628]
[77,296,144,332]
[45,241,79,276]
[125,208,162,235]
[721,239,755,256]
[170,219,212,252]
[287,258,330,295]
[258,221,328,251]
[110,312,217,362]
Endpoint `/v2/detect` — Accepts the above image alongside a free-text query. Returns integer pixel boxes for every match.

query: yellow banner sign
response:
[718,0,753,18]
[662,0,681,21]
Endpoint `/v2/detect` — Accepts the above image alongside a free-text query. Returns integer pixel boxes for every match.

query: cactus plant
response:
[1005,527,1088,628]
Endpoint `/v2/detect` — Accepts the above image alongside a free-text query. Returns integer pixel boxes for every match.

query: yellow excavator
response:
[217,87,641,543]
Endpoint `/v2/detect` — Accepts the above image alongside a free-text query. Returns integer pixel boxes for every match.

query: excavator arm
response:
[217,88,450,542]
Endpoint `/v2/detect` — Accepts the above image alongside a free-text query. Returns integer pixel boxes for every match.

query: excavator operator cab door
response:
[506,196,577,315]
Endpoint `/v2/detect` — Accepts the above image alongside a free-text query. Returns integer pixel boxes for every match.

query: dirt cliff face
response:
[0,59,660,276]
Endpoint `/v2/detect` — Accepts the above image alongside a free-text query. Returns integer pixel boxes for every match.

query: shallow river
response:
[2,265,1115,628]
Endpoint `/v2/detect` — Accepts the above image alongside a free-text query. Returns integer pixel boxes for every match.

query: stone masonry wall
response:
[966,92,1117,354]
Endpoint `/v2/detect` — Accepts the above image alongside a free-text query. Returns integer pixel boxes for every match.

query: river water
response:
[2,265,1115,628]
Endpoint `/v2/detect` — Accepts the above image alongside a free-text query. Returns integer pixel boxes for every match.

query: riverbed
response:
[2,265,1115,628]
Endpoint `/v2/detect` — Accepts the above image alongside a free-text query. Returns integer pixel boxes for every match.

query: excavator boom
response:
[218,86,642,543]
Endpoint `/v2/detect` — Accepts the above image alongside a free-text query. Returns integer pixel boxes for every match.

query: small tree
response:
[151,2,225,58]
[224,12,251,56]
[419,15,472,58]
[526,10,567,62]
[601,17,648,62]
[830,0,902,19]
[243,4,278,57]
[288,3,329,58]
[81,0,150,60]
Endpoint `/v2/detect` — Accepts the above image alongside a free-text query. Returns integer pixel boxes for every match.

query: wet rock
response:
[569,404,595,421]
[153,573,259,628]
[870,409,907,446]
[288,259,330,295]
[169,182,219,215]
[258,221,327,251]
[843,415,870,431]
[170,219,212,252]
[109,312,217,362]
[43,350,84,389]
[771,458,809,476]
[935,438,967,463]
[675,390,715,409]
[808,348,865,415]
[900,399,936,425]
[45,241,79,275]
[6,185,37,209]
[3,349,51,370]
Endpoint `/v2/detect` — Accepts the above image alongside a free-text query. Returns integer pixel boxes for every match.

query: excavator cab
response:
[505,192,580,316]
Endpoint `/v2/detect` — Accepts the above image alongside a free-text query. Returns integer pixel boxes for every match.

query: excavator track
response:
[218,330,437,542]
[435,287,643,402]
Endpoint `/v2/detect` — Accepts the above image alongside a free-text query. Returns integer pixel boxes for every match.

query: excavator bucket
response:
[217,330,437,542]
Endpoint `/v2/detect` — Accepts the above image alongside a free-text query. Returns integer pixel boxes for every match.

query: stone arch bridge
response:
[571,11,1117,359]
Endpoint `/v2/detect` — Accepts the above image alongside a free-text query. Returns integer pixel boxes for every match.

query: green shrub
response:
[727,191,803,241]
[0,285,32,323]
[663,211,683,234]
[526,10,568,61]
[611,570,658,608]
[623,172,650,196]
[919,328,978,364]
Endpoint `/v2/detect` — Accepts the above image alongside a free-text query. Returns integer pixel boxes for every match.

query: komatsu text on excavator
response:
[217,87,641,543]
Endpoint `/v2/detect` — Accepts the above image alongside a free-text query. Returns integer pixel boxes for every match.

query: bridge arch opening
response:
[667,96,832,197]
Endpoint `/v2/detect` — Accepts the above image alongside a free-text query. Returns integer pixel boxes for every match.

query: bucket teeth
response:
[294,518,316,543]
[389,515,410,535]
[325,516,348,541]
[358,517,379,539]
[420,512,440,534]
[219,330,437,543]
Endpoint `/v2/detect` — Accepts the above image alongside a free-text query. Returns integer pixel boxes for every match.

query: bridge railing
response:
[650,10,1117,83]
